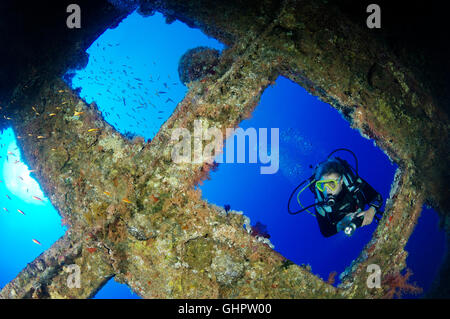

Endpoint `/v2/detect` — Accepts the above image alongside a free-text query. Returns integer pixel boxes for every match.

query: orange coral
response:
[191,161,219,186]
[327,271,337,285]
[86,247,97,253]
[381,268,423,299]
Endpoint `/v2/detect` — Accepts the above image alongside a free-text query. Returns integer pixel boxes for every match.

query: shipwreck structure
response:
[0,0,448,298]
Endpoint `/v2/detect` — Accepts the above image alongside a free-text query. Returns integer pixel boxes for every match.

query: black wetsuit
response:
[315,178,382,237]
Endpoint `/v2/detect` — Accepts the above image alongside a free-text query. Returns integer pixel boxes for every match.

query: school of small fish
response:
[70,39,184,141]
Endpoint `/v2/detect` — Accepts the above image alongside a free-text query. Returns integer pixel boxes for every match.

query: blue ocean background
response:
[0,10,446,298]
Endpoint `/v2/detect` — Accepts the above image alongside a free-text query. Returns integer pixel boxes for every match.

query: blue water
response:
[0,9,446,299]
[404,207,447,298]
[0,128,67,288]
[93,277,140,299]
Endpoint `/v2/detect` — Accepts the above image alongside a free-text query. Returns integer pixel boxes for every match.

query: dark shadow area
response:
[0,0,125,125]
[332,0,450,114]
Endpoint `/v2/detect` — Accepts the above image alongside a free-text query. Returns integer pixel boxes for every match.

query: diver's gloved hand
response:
[357,207,376,226]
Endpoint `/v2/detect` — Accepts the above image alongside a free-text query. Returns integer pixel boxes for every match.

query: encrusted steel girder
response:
[0,230,114,299]
[1,0,448,298]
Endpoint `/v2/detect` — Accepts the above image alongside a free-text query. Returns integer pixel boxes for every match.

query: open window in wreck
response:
[0,128,67,288]
[63,10,224,142]
[93,276,140,299]
[402,205,446,297]
[199,75,398,285]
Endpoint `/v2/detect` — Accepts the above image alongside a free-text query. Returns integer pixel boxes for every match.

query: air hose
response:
[287,148,359,217]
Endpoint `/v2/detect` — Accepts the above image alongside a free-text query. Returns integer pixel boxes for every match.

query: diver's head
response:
[319,172,343,196]
[315,157,346,197]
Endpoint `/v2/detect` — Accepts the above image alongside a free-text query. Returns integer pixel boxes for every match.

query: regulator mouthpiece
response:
[326,195,336,206]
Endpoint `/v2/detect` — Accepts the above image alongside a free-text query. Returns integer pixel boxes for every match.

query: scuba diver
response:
[288,149,384,237]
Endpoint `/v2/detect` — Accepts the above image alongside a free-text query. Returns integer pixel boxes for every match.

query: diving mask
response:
[315,177,342,193]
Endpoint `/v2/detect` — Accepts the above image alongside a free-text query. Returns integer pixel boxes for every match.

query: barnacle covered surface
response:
[0,0,448,299]
[178,46,221,85]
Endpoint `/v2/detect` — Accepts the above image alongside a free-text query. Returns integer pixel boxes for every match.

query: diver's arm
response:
[355,180,382,226]
[357,206,376,226]
[360,180,383,211]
